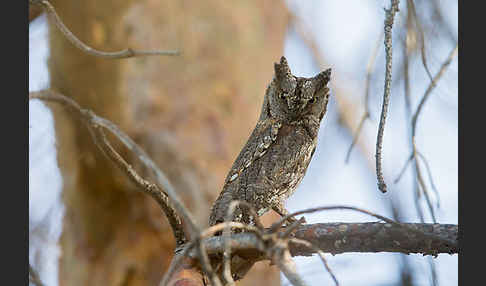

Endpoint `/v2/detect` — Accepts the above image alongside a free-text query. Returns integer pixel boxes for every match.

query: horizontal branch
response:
[196,222,457,258]
[290,222,457,256]
[29,0,179,58]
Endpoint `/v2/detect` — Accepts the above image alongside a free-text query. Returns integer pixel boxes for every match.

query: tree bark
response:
[166,222,457,285]
[184,222,458,259]
[47,1,288,285]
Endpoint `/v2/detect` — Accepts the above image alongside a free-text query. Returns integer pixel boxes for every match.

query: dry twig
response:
[222,201,264,285]
[29,0,179,59]
[396,44,458,222]
[290,238,339,286]
[376,0,400,193]
[407,0,433,82]
[29,90,189,245]
[29,90,227,285]
[274,247,308,286]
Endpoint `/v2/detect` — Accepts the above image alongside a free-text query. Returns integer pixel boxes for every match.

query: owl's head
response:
[266,56,331,123]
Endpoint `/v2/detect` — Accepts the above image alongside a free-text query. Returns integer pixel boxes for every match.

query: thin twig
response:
[201,222,262,239]
[413,142,437,223]
[410,44,458,216]
[30,0,179,59]
[271,205,396,232]
[396,44,458,220]
[345,115,367,164]
[376,0,400,193]
[402,13,425,227]
[222,201,264,285]
[407,0,434,82]
[223,203,238,286]
[411,44,458,136]
[160,243,197,286]
[345,31,383,163]
[280,217,306,239]
[394,153,414,183]
[274,247,308,286]
[196,238,222,286]
[416,151,440,207]
[428,256,439,286]
[290,238,339,286]
[28,90,228,285]
[414,186,426,223]
[29,90,190,245]
[93,116,207,223]
[162,221,264,286]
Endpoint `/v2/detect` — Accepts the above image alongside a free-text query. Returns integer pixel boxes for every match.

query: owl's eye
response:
[279,93,287,100]
[308,97,316,104]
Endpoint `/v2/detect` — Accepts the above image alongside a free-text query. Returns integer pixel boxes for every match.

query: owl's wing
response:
[209,118,281,225]
[224,118,281,184]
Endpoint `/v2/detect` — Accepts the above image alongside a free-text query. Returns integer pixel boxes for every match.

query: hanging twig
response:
[376,0,400,193]
[411,45,458,135]
[407,0,434,82]
[396,44,458,221]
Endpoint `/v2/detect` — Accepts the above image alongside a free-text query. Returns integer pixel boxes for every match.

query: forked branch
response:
[29,90,189,246]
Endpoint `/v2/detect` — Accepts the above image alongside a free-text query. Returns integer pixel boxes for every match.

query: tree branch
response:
[376,0,400,193]
[196,222,457,258]
[396,43,458,221]
[29,0,179,58]
[29,90,189,246]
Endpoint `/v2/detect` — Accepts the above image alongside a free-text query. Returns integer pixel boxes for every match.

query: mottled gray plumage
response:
[209,56,331,226]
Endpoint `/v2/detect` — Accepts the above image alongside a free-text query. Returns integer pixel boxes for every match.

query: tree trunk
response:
[47,0,288,285]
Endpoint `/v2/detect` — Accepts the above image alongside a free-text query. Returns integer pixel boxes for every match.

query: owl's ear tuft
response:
[312,68,332,91]
[274,56,292,81]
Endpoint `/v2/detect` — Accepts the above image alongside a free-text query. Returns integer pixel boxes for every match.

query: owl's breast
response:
[241,123,317,200]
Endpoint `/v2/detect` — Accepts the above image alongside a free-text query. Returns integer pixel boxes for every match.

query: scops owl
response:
[209,56,331,226]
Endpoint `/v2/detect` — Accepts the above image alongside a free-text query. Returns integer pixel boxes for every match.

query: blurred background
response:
[29,1,457,285]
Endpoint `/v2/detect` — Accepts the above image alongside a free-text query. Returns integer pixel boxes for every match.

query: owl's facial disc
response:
[273,56,331,120]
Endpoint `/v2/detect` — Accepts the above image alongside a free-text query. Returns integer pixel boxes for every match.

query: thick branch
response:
[290,222,457,256]
[196,222,457,258]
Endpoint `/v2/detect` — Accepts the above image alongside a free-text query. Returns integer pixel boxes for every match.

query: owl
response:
[209,56,331,226]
